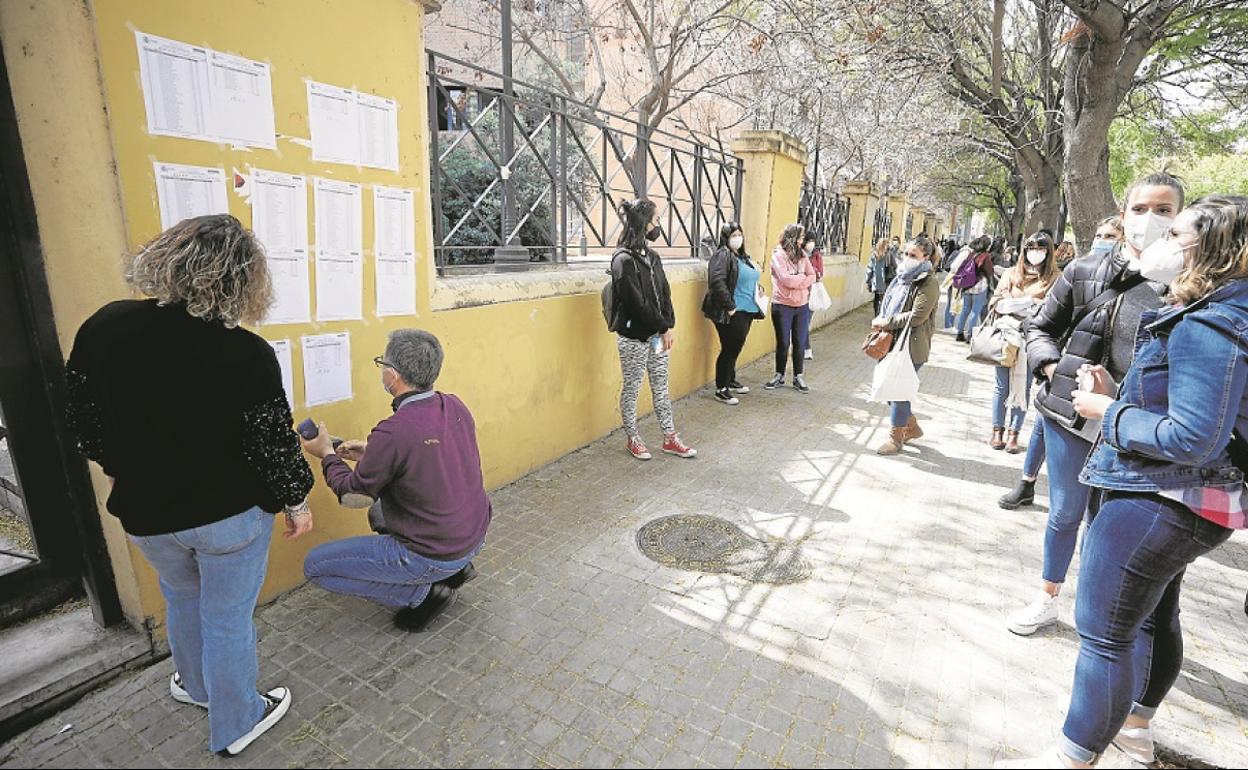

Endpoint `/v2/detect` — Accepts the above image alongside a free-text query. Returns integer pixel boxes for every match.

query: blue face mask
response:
[1090,240,1115,256]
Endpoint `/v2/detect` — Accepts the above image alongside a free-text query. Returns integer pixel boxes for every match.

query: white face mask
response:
[729,235,744,251]
[803,243,815,256]
[900,257,922,272]
[1025,250,1047,266]
[1138,237,1192,286]
[1124,212,1174,252]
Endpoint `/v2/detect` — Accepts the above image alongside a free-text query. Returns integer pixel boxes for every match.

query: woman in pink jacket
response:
[765,223,818,393]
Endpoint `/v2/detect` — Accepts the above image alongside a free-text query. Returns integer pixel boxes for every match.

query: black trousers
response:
[714,312,753,389]
[872,292,885,316]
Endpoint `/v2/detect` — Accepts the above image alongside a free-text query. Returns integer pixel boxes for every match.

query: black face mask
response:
[646,225,663,242]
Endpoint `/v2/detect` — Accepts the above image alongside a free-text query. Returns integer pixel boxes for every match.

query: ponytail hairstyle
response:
[617,198,657,255]
[778,223,805,261]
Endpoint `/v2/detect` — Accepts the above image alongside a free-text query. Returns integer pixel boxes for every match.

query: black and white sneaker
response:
[170,672,208,709]
[792,376,810,394]
[218,687,292,756]
[764,374,784,390]
[728,380,750,394]
[714,388,739,405]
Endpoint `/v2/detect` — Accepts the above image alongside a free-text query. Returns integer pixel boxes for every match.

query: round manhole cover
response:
[636,515,812,584]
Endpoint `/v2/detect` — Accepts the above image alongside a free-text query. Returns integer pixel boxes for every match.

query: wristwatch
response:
[283,499,311,519]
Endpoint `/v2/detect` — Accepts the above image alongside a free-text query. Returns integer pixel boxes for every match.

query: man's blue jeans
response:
[889,362,923,428]
[130,507,273,753]
[1041,419,1093,584]
[992,366,1029,431]
[956,291,986,336]
[1022,414,1047,479]
[304,535,482,608]
[1060,493,1232,762]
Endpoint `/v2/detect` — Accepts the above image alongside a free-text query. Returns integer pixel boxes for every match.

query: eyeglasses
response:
[373,356,394,369]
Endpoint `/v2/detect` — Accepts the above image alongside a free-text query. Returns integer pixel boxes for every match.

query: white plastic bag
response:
[809,282,832,313]
[755,284,770,317]
[869,328,920,403]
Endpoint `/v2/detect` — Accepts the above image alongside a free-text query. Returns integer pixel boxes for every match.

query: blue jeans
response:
[943,284,956,328]
[1060,493,1232,762]
[1041,419,1094,584]
[992,366,1032,431]
[889,362,923,427]
[129,507,273,753]
[956,291,985,336]
[1022,414,1047,479]
[304,535,482,608]
[772,303,810,376]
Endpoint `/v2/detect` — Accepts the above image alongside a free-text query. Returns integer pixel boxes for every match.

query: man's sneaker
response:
[394,584,458,632]
[170,673,208,709]
[436,562,477,589]
[627,436,652,460]
[728,380,750,394]
[662,433,697,458]
[804,349,814,360]
[1007,592,1059,636]
[764,374,784,390]
[1112,724,1154,764]
[792,376,810,394]
[218,687,292,756]
[999,479,1036,510]
[714,388,739,405]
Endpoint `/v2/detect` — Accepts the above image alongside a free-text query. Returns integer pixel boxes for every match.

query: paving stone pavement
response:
[2,305,1247,769]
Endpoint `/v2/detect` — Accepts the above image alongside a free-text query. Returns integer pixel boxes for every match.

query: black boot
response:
[956,332,967,342]
[394,584,458,632]
[435,562,477,589]
[998,479,1036,510]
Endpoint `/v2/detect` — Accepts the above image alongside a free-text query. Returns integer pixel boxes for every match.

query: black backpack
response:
[601,248,628,332]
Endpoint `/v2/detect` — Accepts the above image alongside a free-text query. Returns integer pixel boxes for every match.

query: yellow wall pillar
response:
[842,180,880,265]
[887,194,910,242]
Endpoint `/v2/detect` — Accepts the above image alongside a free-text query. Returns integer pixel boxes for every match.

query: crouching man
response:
[299,329,491,631]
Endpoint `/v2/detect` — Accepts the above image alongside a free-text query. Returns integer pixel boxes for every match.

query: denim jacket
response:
[1081,279,1248,492]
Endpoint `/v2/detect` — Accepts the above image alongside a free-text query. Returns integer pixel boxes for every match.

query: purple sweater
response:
[321,392,491,559]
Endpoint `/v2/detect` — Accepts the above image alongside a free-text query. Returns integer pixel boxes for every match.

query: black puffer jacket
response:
[611,247,675,341]
[1027,249,1140,429]
[702,247,763,325]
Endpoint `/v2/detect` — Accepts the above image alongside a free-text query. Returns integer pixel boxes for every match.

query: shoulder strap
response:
[1067,272,1147,335]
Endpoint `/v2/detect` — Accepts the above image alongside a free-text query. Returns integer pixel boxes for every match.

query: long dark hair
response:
[617,198,657,254]
[718,221,743,251]
[1016,231,1059,287]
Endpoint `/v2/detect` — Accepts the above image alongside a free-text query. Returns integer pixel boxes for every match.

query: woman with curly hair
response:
[65,214,313,757]
[764,223,817,393]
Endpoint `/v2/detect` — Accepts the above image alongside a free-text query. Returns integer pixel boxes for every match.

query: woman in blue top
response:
[1003,197,1248,769]
[702,221,763,405]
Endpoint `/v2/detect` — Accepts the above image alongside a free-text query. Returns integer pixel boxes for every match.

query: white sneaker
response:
[1112,724,1155,764]
[804,349,814,360]
[220,687,292,756]
[170,672,208,709]
[1007,593,1059,636]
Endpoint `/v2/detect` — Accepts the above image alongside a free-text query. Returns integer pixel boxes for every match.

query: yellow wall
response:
[5,2,861,634]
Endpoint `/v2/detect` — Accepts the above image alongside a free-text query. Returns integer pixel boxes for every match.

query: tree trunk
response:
[1017,153,1064,237]
[1062,30,1127,251]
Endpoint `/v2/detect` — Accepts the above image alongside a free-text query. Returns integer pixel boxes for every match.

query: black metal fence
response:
[427,51,743,270]
[905,212,915,240]
[797,180,850,254]
[872,207,893,246]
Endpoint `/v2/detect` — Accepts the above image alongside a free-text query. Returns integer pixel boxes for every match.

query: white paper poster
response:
[268,339,295,409]
[302,332,352,407]
[314,178,363,321]
[373,186,416,316]
[252,169,311,324]
[307,80,400,170]
[154,161,229,230]
[136,31,275,148]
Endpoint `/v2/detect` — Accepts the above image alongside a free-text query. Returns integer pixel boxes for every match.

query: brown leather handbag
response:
[862,329,894,361]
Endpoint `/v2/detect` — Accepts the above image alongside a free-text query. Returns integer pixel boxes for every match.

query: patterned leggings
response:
[618,335,675,438]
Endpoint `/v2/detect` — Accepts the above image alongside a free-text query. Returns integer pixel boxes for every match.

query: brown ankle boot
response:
[1005,429,1022,454]
[877,426,908,456]
[990,427,1006,450]
[905,415,923,441]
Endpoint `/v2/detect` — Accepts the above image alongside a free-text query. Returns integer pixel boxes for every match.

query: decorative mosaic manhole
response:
[636,514,812,585]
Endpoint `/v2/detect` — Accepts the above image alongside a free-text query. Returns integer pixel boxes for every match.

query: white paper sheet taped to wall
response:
[306,80,399,171]
[154,161,229,230]
[313,177,364,321]
[268,339,296,409]
[373,185,417,316]
[135,30,276,149]
[302,332,352,407]
[252,169,311,325]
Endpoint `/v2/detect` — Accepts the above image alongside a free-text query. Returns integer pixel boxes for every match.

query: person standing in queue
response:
[703,222,763,405]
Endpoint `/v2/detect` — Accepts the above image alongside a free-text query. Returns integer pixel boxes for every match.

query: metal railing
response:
[797,180,850,254]
[427,51,744,270]
[872,207,893,246]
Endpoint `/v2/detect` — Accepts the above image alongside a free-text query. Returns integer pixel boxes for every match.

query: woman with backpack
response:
[1008,195,1248,769]
[872,236,942,456]
[702,221,763,405]
[765,224,817,394]
[952,235,993,342]
[610,198,697,461]
[1005,172,1183,638]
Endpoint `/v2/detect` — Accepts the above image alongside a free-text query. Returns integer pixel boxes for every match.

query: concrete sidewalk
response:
[2,306,1245,768]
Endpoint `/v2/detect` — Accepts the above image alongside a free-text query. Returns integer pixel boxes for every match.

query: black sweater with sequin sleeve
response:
[65,299,314,537]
